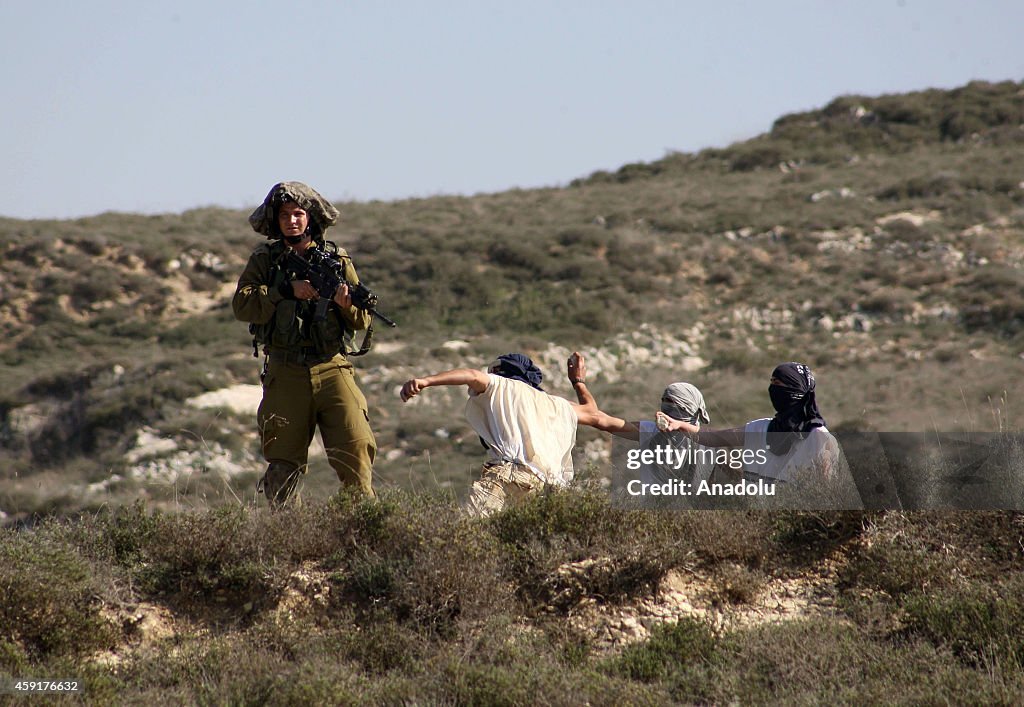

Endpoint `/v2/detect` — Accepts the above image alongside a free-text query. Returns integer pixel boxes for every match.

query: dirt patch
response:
[92,602,183,666]
[566,550,850,651]
[272,562,333,623]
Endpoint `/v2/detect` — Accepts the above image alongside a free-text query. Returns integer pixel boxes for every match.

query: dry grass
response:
[0,79,1022,702]
[1,496,1022,703]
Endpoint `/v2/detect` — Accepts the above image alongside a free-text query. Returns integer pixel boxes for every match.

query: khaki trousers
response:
[463,460,545,518]
[258,354,376,497]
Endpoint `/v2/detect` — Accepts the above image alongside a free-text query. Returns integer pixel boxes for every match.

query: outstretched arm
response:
[574,404,641,440]
[567,351,640,440]
[656,412,745,448]
[400,368,489,402]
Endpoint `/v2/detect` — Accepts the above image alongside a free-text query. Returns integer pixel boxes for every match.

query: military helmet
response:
[248,181,340,238]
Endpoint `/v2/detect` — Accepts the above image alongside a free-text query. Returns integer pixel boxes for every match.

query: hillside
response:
[1,79,1023,703]
[4,492,1024,703]
[1,80,1022,517]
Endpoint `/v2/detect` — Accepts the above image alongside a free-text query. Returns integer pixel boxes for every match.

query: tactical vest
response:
[249,240,356,358]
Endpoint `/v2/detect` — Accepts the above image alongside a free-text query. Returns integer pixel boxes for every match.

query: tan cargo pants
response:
[463,460,545,518]
[258,354,376,503]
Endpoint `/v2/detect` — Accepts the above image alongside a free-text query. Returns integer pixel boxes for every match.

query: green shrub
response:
[343,616,427,675]
[0,531,117,659]
[901,580,1024,667]
[958,266,1024,334]
[772,511,864,547]
[315,490,511,636]
[841,532,955,597]
[729,145,785,172]
[609,617,716,682]
[62,500,161,565]
[488,487,691,610]
[135,505,278,602]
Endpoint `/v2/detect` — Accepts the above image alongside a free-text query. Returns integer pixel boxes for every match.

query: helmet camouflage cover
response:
[248,181,340,237]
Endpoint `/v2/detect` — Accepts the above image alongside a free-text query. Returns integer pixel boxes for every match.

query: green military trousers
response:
[258,354,376,497]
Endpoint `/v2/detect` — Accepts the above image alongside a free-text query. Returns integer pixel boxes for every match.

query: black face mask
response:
[769,384,803,413]
[765,374,826,456]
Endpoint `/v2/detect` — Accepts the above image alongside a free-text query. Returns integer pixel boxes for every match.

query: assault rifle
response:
[280,248,397,328]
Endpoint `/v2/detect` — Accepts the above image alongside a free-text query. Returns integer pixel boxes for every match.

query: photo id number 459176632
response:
[4,680,81,694]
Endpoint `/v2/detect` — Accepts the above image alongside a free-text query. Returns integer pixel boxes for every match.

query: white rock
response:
[186,385,263,416]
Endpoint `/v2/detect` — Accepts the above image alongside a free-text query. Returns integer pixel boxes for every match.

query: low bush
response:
[0,531,117,660]
[488,487,692,610]
[901,580,1024,667]
[609,617,717,682]
[134,505,279,603]
[313,490,512,637]
[840,522,956,597]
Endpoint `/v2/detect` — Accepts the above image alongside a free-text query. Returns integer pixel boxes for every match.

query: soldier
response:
[233,181,376,507]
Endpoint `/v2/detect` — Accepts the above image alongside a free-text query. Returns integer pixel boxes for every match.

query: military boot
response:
[259,461,302,509]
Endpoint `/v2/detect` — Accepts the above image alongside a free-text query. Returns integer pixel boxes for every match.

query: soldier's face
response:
[278,202,309,237]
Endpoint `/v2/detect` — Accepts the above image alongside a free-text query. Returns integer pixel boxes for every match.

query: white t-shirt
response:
[464,374,578,486]
[743,418,840,481]
[742,417,863,508]
[637,421,715,486]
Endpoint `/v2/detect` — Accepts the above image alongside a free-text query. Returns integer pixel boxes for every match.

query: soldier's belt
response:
[268,348,340,367]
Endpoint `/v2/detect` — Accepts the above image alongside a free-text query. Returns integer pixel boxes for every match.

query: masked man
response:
[400,353,607,517]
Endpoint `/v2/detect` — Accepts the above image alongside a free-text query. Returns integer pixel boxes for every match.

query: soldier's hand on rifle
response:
[333,283,352,309]
[291,280,318,301]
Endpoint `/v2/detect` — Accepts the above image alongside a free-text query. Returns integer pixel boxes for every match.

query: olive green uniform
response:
[233,183,376,503]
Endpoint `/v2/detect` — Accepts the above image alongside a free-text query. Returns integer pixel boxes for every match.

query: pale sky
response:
[2,1,1021,220]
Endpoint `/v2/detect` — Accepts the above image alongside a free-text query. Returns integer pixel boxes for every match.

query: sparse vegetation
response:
[0,80,1022,702]
[1,495,1022,703]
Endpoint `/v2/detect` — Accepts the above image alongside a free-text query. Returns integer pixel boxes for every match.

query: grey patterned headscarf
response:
[646,382,711,485]
[660,383,710,425]
[248,181,340,238]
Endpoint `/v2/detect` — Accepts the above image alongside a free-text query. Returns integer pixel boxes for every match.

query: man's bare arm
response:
[567,351,640,440]
[400,368,489,402]
[567,351,595,409]
[656,412,745,448]
[573,405,641,440]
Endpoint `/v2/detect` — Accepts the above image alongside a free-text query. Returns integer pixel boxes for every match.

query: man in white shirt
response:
[400,353,604,516]
[656,362,863,508]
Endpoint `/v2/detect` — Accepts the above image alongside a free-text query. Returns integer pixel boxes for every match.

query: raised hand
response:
[567,351,587,383]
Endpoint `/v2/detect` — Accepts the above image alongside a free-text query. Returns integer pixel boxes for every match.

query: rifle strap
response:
[345,324,374,357]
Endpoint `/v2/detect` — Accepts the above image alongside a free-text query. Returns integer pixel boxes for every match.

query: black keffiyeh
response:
[766,362,826,456]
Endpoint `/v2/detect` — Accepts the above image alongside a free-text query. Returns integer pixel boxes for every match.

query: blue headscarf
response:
[491,353,544,390]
